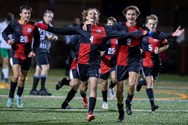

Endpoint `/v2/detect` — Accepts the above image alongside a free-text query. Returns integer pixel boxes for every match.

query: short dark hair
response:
[107,16,117,24]
[19,5,33,13]
[122,5,140,16]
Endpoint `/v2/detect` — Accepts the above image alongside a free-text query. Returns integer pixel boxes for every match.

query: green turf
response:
[0,69,188,125]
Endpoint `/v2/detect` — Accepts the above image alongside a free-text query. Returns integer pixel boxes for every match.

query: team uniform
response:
[2,20,40,70]
[141,37,168,79]
[2,20,39,108]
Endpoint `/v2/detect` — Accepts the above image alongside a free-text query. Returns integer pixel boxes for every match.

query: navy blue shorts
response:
[69,69,79,79]
[10,57,31,70]
[116,61,140,81]
[35,48,50,65]
[78,64,100,82]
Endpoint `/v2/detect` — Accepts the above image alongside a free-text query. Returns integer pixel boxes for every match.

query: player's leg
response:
[61,78,80,109]
[86,77,97,122]
[38,64,52,96]
[16,68,29,108]
[109,70,117,99]
[116,80,125,122]
[79,81,88,108]
[125,71,138,115]
[30,65,41,95]
[6,62,20,108]
[145,75,159,111]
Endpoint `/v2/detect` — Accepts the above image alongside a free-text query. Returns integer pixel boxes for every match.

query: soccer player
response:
[0,13,14,82]
[2,5,40,108]
[99,16,118,109]
[36,8,147,122]
[114,5,184,119]
[136,14,170,111]
[29,10,58,96]
[56,35,88,109]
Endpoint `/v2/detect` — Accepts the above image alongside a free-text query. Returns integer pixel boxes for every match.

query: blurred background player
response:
[99,16,118,109]
[3,5,40,108]
[55,35,88,109]
[0,12,14,82]
[137,14,169,111]
[30,10,58,96]
[64,17,81,76]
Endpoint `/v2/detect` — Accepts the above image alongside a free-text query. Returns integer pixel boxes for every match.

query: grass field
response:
[0,69,188,125]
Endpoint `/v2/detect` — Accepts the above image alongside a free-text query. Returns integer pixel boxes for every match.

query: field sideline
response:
[0,69,188,125]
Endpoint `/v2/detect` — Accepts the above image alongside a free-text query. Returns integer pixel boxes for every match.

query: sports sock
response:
[9,81,18,98]
[102,90,107,102]
[80,91,86,98]
[117,103,124,112]
[146,88,155,106]
[109,80,116,89]
[64,88,77,103]
[32,76,40,90]
[40,75,46,90]
[126,94,134,104]
[88,97,96,113]
[17,86,24,97]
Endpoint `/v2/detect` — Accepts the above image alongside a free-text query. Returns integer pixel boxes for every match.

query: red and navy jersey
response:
[141,36,168,67]
[46,24,144,65]
[115,22,143,66]
[100,38,118,74]
[2,20,40,60]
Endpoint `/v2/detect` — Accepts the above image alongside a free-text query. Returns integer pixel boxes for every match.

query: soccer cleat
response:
[82,97,88,108]
[39,88,52,96]
[86,112,95,122]
[55,78,67,90]
[7,98,13,108]
[102,102,108,109]
[61,102,71,109]
[151,105,159,111]
[118,110,124,122]
[29,89,39,95]
[109,88,115,99]
[15,95,23,108]
[126,102,132,115]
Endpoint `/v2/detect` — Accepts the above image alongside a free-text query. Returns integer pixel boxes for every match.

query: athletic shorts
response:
[78,64,100,82]
[35,48,50,65]
[0,48,10,58]
[142,64,161,81]
[100,66,116,80]
[10,57,31,70]
[116,61,141,81]
[69,69,79,79]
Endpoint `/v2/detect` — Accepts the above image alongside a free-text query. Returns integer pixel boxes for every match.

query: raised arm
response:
[35,23,79,35]
[105,26,147,39]
[149,26,184,40]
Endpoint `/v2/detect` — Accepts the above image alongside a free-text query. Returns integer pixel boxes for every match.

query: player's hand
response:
[35,22,48,30]
[7,39,14,45]
[142,30,148,35]
[172,26,184,37]
[28,51,35,58]
[154,47,159,54]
